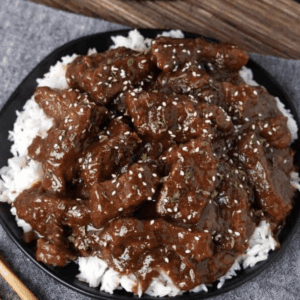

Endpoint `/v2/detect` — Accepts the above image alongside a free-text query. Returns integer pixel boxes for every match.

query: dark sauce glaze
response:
[13,36,296,294]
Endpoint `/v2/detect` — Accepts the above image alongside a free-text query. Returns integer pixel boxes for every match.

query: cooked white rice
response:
[0,30,299,297]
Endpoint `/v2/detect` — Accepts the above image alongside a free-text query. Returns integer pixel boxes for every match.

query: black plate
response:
[0,29,300,299]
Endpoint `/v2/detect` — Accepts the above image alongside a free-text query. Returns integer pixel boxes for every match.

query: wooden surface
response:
[27,0,300,59]
[0,256,38,300]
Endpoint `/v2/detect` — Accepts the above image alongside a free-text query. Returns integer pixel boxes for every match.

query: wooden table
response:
[28,0,300,59]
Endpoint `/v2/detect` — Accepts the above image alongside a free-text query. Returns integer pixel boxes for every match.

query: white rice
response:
[0,30,299,297]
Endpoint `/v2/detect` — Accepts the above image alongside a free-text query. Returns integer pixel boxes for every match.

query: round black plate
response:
[0,29,300,299]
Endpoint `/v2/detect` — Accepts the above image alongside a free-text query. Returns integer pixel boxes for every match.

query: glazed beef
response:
[66,47,154,105]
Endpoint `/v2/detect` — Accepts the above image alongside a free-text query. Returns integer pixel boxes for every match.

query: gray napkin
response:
[0,1,300,299]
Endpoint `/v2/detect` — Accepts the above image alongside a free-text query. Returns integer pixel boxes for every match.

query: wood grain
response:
[29,0,300,58]
[0,255,38,300]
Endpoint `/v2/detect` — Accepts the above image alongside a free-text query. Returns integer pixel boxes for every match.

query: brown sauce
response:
[13,36,296,294]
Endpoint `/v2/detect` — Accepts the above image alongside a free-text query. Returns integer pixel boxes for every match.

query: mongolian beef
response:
[12,36,296,294]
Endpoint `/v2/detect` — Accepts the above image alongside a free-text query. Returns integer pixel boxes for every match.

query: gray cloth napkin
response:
[0,1,300,299]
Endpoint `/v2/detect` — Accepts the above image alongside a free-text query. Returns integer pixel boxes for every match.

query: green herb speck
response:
[127,58,134,67]
[171,191,181,202]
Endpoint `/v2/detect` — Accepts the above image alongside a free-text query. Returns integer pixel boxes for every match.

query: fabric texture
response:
[0,1,299,299]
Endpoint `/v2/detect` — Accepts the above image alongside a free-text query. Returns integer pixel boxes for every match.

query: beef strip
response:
[66,48,136,90]
[34,87,88,124]
[99,217,212,291]
[66,47,154,105]
[156,67,210,94]
[222,82,259,124]
[89,162,160,228]
[28,93,108,194]
[156,138,218,225]
[235,130,294,223]
[79,119,142,187]
[36,238,76,267]
[258,116,291,149]
[124,90,212,158]
[151,36,248,73]
[14,183,90,266]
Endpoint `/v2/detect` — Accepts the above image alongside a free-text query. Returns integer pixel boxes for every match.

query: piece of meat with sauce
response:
[151,37,248,73]
[201,251,237,284]
[28,94,108,194]
[235,130,294,223]
[79,119,142,187]
[194,102,233,132]
[89,163,160,228]
[214,174,256,253]
[34,87,89,125]
[258,116,291,149]
[156,67,210,94]
[36,238,76,267]
[100,217,212,292]
[14,184,91,242]
[14,183,91,266]
[222,82,258,124]
[66,48,137,90]
[125,90,212,158]
[66,47,154,105]
[265,147,295,176]
[157,138,218,225]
